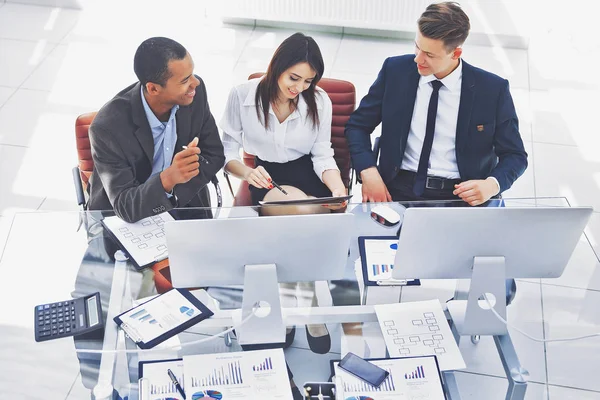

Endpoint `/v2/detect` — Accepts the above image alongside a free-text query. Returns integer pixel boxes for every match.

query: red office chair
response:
[224,73,356,206]
[73,112,225,294]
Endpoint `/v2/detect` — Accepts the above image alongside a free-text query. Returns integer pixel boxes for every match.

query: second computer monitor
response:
[393,206,593,280]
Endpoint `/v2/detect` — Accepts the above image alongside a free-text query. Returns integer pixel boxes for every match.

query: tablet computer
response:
[258,194,352,206]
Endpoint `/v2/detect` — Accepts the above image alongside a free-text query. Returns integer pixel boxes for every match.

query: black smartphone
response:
[338,352,390,387]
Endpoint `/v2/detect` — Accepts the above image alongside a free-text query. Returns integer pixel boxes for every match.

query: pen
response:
[167,368,186,399]
[270,179,288,195]
[182,145,210,165]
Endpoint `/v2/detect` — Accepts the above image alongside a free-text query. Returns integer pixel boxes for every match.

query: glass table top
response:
[0,197,593,399]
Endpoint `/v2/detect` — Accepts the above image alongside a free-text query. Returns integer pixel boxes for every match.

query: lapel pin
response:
[477,125,484,132]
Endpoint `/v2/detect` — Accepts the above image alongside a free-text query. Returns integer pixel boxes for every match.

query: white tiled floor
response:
[0,2,599,399]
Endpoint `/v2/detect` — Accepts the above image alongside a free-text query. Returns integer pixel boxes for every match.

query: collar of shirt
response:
[140,86,179,128]
[242,78,322,122]
[419,58,462,92]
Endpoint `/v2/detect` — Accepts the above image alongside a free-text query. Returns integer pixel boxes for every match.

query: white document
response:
[375,300,466,371]
[139,359,184,400]
[333,355,445,400]
[102,212,173,266]
[183,348,292,399]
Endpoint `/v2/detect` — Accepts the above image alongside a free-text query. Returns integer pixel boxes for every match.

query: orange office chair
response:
[224,73,356,206]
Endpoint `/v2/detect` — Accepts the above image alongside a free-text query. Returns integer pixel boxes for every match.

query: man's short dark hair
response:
[134,37,187,88]
[418,2,470,51]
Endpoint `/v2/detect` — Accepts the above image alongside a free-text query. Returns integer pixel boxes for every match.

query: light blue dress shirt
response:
[140,86,179,178]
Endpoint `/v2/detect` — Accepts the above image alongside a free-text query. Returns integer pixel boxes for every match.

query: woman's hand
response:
[244,165,273,189]
[323,187,348,211]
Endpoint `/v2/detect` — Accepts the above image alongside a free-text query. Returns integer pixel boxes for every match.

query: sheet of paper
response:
[183,348,292,399]
[102,212,173,266]
[121,289,207,343]
[374,300,466,371]
[140,359,184,400]
[333,356,445,400]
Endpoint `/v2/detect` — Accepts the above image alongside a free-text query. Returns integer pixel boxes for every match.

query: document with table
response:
[101,212,173,269]
[375,299,466,371]
[332,355,446,400]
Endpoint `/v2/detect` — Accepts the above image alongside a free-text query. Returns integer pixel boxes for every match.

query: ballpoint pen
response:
[182,144,210,165]
[167,368,186,399]
[270,179,288,195]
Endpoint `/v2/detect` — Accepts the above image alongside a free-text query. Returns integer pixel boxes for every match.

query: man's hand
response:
[360,167,392,203]
[453,178,500,206]
[160,137,201,192]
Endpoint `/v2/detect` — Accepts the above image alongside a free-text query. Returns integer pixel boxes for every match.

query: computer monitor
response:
[165,213,354,346]
[392,206,593,335]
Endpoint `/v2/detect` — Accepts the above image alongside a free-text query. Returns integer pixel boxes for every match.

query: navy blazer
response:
[345,55,528,193]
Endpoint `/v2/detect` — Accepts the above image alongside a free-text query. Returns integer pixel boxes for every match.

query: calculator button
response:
[44,310,50,315]
[58,318,63,323]
[44,305,50,309]
[66,327,71,333]
[51,330,57,335]
[51,319,56,324]
[71,306,75,311]
[38,305,44,311]
[58,329,64,334]
[51,303,57,308]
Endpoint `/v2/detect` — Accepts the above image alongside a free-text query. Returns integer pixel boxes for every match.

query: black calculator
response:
[34,292,104,342]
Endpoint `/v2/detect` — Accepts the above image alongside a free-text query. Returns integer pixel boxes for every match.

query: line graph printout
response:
[183,349,292,399]
[333,356,445,400]
[103,212,174,266]
[375,300,466,371]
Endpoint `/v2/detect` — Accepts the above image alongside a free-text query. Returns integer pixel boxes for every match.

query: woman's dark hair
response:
[255,32,325,129]
[134,37,188,89]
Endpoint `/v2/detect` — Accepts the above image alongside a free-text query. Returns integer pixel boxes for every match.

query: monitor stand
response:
[236,264,286,348]
[447,256,508,336]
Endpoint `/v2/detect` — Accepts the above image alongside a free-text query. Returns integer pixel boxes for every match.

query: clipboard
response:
[259,194,352,206]
[358,236,420,287]
[114,288,214,349]
[100,212,173,270]
[330,355,446,399]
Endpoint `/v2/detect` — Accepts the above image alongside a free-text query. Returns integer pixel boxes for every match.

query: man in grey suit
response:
[88,37,225,222]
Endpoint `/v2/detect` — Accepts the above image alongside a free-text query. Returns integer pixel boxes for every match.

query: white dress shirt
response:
[401,60,462,179]
[220,78,339,182]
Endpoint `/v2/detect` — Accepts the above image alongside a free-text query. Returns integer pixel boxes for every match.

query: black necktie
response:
[413,80,444,196]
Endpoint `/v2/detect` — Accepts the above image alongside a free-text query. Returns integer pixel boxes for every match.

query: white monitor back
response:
[166,213,354,287]
[393,207,593,280]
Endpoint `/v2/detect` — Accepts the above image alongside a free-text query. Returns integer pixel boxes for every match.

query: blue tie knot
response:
[431,80,443,92]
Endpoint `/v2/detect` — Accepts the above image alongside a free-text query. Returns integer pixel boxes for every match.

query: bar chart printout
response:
[183,349,292,399]
[333,356,445,400]
[252,356,273,371]
[405,365,425,380]
[189,360,243,386]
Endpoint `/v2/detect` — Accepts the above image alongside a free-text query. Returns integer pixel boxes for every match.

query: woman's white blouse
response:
[219,78,339,182]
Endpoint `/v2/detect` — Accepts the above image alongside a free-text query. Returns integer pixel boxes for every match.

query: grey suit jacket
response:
[87,77,225,222]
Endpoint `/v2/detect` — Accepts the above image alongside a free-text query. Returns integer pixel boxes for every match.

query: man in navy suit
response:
[346,2,528,205]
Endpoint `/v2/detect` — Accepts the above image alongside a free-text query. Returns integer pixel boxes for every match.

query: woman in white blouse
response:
[220,33,344,355]
[220,32,346,209]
